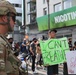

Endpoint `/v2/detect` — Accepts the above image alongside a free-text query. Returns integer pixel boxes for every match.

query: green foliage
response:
[16,19,22,26]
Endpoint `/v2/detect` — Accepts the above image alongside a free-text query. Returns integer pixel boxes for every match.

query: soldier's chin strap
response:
[7,14,13,32]
[0,22,8,25]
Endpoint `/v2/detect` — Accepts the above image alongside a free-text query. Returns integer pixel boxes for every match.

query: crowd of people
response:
[13,37,43,74]
[6,29,76,75]
[9,29,76,75]
[0,1,76,75]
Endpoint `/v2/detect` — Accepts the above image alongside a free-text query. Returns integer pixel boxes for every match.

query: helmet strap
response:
[7,14,13,32]
[0,22,8,25]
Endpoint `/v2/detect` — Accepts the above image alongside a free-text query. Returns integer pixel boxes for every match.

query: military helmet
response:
[0,0,16,15]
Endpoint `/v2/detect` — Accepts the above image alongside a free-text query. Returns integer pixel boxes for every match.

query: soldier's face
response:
[0,14,16,32]
[9,14,16,31]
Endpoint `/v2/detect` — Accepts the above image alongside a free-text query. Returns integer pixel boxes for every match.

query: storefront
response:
[37,6,76,45]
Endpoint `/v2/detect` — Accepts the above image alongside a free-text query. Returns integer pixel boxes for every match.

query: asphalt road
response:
[28,65,47,75]
[28,64,63,75]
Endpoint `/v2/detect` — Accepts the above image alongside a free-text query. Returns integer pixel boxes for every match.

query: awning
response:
[36,6,76,31]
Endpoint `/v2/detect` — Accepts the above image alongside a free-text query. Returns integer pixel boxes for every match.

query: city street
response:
[28,65,47,75]
[28,64,63,75]
[0,0,76,75]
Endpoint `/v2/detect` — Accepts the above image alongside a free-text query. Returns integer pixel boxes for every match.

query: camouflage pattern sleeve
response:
[0,42,7,75]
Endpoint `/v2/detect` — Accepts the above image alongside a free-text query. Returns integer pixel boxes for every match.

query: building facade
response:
[36,0,76,45]
[7,0,22,22]
[25,0,48,40]
[25,0,39,40]
[25,0,37,40]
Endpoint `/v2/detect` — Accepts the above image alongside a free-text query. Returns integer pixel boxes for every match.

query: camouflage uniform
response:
[0,35,21,75]
[0,1,21,75]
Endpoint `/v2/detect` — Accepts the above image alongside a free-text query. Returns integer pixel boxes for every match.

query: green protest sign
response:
[40,37,69,66]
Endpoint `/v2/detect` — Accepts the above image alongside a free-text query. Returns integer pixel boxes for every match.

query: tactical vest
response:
[0,35,21,75]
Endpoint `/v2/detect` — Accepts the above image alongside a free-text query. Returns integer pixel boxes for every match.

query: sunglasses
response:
[11,16,16,22]
[7,13,16,22]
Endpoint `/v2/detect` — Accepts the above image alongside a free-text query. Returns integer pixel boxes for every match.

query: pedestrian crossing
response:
[28,65,47,75]
[28,63,63,75]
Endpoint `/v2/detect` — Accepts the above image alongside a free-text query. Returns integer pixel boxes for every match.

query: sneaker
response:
[43,67,47,70]
[35,67,38,70]
[33,71,38,74]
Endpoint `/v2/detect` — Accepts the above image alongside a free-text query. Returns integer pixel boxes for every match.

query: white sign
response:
[54,11,76,23]
[66,51,76,74]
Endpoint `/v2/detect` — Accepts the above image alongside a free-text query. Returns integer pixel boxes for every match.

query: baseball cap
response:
[32,38,37,42]
[48,29,57,33]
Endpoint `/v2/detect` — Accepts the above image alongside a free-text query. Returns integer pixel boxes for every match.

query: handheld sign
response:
[66,51,76,74]
[40,37,69,66]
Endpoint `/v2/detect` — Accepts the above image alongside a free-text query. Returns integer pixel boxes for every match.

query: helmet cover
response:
[0,0,16,15]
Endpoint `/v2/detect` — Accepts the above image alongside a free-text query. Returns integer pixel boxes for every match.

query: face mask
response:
[9,42,13,44]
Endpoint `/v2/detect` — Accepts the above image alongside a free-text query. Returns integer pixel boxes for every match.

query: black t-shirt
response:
[30,43,36,55]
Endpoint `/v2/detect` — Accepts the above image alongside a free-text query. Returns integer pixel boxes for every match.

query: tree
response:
[16,19,22,26]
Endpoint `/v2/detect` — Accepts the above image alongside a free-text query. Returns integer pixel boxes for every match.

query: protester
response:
[20,38,28,54]
[36,43,42,69]
[47,29,58,75]
[30,38,38,73]
[68,38,73,51]
[7,37,13,45]
[63,38,73,75]
[14,42,20,56]
[0,1,21,75]
[73,41,76,50]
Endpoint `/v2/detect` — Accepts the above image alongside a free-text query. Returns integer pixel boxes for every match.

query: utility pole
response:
[47,0,50,30]
[22,0,26,35]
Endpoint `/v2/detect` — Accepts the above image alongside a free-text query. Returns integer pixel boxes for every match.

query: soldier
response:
[0,1,21,75]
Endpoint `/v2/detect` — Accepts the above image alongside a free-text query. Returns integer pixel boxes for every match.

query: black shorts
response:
[47,65,58,75]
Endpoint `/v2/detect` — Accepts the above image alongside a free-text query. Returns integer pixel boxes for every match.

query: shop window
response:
[64,34,72,38]
[17,13,22,16]
[27,14,30,23]
[43,8,47,15]
[56,34,72,38]
[12,4,21,8]
[56,35,63,38]
[42,35,48,40]
[54,3,62,12]
[27,3,30,12]
[63,0,72,9]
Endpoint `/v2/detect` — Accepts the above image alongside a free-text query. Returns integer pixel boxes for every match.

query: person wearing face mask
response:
[8,38,13,44]
[73,41,76,50]
[7,35,13,45]
[30,38,38,74]
[0,1,21,75]
[47,29,58,75]
[68,38,73,51]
